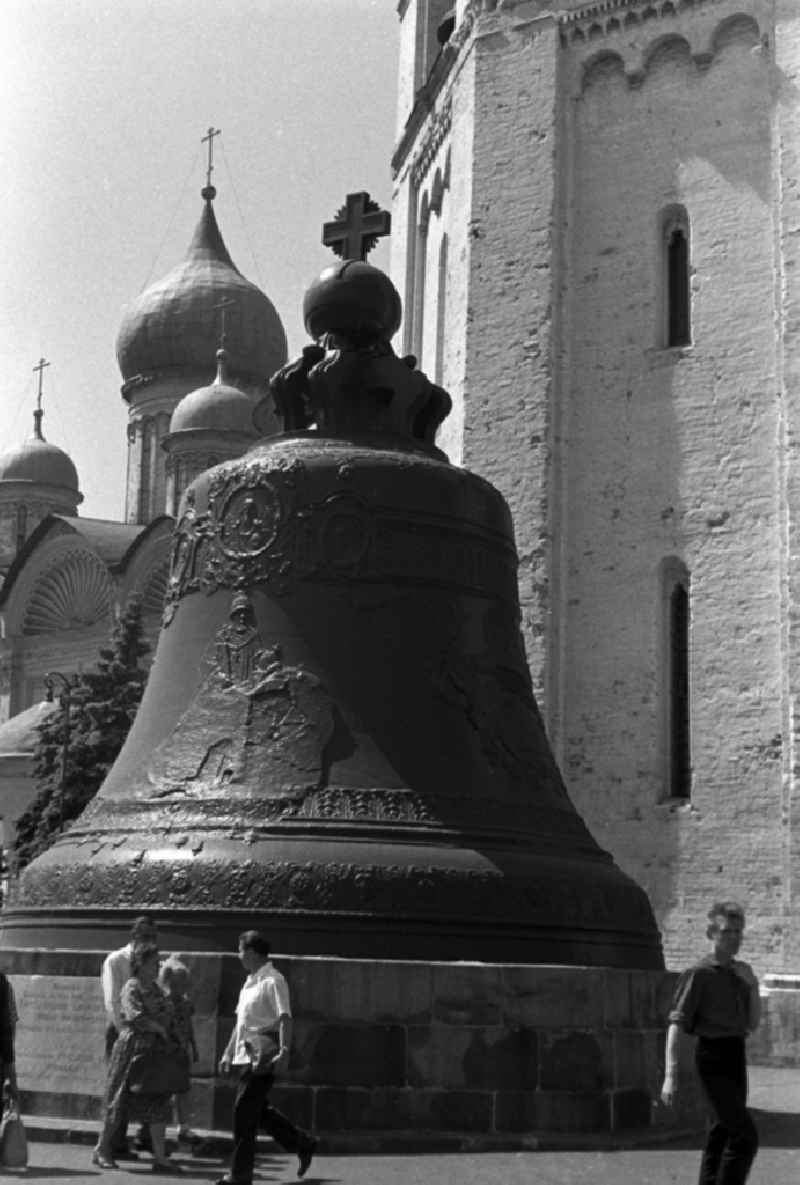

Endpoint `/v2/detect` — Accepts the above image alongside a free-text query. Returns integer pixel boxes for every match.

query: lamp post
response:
[44,671,81,833]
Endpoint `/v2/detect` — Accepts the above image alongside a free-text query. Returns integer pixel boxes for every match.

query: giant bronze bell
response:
[3,260,662,967]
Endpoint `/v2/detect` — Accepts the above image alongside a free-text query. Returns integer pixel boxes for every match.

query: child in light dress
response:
[158,956,199,1147]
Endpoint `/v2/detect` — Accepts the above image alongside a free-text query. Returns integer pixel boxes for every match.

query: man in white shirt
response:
[217,931,317,1184]
[100,915,158,1158]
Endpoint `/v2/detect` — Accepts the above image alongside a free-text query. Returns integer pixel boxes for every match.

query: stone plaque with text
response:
[11,975,106,1096]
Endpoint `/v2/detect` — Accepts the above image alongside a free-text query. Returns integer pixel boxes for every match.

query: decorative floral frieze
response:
[411,99,453,189]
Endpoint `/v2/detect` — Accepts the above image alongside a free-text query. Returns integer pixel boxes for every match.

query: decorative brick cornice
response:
[559,0,723,33]
[411,99,453,188]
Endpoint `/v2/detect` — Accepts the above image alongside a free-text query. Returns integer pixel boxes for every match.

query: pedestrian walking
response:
[661,900,760,1185]
[100,914,158,1158]
[158,956,199,1148]
[216,931,317,1184]
[94,939,184,1173]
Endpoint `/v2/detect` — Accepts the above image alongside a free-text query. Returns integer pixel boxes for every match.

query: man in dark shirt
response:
[661,901,760,1185]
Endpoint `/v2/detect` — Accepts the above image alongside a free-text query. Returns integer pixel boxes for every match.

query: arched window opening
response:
[418,1,456,86]
[662,206,691,347]
[412,197,430,364]
[434,233,449,387]
[661,559,691,800]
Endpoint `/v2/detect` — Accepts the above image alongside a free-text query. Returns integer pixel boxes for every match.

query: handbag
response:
[128,1048,190,1096]
[0,1106,28,1168]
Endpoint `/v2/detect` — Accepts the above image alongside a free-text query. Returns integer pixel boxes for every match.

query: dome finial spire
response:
[213,296,236,384]
[201,126,222,203]
[32,356,50,439]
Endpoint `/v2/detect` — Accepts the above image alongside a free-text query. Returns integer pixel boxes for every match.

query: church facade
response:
[391,0,800,969]
[0,183,286,726]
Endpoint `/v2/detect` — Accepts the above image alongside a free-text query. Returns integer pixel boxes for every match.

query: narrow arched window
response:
[668,581,690,798]
[661,558,691,800]
[412,196,430,364]
[662,206,691,347]
[434,233,449,386]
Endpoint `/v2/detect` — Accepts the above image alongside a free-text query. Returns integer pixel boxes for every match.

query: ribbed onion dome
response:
[0,411,80,494]
[169,347,258,436]
[116,189,288,394]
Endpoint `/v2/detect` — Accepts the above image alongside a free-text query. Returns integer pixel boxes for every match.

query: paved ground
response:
[15,1065,800,1185]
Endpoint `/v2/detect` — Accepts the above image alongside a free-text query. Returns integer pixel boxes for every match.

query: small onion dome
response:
[0,413,81,495]
[116,193,288,393]
[303,260,402,342]
[169,348,258,436]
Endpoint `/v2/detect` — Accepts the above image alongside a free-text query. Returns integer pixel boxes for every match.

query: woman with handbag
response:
[94,940,183,1174]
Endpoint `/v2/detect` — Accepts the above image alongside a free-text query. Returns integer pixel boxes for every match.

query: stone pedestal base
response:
[3,950,702,1140]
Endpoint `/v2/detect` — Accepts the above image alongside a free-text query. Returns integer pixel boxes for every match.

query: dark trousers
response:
[695,1036,758,1185]
[230,1068,305,1183]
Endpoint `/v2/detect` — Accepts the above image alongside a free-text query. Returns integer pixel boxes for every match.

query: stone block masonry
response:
[5,949,703,1141]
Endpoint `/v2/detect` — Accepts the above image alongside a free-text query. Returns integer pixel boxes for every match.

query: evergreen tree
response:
[13,596,151,871]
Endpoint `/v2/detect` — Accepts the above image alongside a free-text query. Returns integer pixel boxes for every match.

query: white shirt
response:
[100,943,133,1029]
[231,961,291,1066]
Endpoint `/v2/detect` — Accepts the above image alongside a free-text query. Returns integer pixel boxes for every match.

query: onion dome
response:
[116,186,288,395]
[169,347,258,436]
[0,408,81,496]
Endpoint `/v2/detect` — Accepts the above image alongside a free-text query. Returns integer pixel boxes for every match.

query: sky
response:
[1,0,399,520]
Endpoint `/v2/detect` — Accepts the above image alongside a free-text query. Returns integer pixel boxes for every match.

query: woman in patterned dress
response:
[94,940,182,1173]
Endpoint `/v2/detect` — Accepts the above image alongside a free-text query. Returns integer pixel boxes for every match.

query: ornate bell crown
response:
[264,260,452,449]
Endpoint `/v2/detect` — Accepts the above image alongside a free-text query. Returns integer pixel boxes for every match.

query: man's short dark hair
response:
[707,901,745,933]
[130,914,157,941]
[238,930,270,957]
[130,940,160,977]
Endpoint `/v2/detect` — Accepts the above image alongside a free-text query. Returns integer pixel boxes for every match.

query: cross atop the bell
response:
[322,191,391,261]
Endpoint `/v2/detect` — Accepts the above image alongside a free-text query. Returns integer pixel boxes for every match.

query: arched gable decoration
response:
[139,561,170,617]
[712,14,760,55]
[643,33,692,74]
[22,549,112,636]
[581,50,626,90]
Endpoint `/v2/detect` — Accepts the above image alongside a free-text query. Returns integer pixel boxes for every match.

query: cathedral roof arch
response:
[0,515,173,638]
[115,514,174,575]
[116,514,174,619]
[19,546,112,637]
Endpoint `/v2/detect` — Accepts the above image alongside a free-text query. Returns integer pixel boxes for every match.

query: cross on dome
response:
[32,356,50,439]
[213,296,236,349]
[201,126,222,201]
[322,192,391,261]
